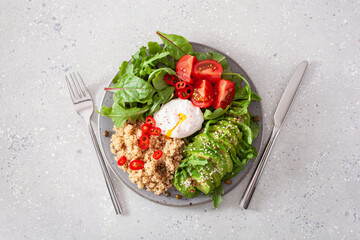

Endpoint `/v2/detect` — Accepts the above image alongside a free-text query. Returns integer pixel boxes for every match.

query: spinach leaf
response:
[147,41,162,54]
[249,118,260,140]
[209,51,229,71]
[156,31,194,60]
[194,52,211,61]
[194,51,230,71]
[203,106,230,120]
[112,61,134,84]
[100,102,150,128]
[211,184,224,208]
[107,73,154,103]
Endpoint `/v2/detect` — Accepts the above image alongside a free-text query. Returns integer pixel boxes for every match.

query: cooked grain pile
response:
[110,120,185,195]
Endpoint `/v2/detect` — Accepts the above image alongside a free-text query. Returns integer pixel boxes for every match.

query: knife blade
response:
[239,61,308,209]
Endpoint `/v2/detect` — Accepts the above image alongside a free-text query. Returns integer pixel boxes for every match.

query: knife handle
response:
[240,126,280,209]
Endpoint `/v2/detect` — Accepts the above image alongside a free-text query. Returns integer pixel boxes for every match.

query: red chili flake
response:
[129,160,145,170]
[152,150,163,159]
[145,116,156,127]
[117,156,127,166]
[149,127,161,136]
[139,134,149,149]
[141,123,151,135]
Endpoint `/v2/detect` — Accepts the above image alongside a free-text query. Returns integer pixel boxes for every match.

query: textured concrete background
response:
[1,0,359,239]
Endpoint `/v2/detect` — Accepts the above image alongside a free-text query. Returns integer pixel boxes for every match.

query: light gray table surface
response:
[1,1,359,239]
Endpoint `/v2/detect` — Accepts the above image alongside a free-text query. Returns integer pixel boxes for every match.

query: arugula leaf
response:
[148,86,174,116]
[251,91,261,101]
[211,184,224,208]
[147,41,162,54]
[107,74,154,103]
[112,61,134,84]
[179,155,208,168]
[203,105,230,120]
[156,31,194,60]
[100,102,150,128]
[148,67,176,83]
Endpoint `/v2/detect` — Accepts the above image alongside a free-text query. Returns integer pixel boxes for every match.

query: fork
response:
[65,72,122,214]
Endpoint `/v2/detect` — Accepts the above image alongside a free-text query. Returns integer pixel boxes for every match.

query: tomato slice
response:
[149,127,161,136]
[117,156,127,166]
[212,79,235,109]
[191,79,214,108]
[141,123,151,135]
[129,160,145,170]
[193,60,223,84]
[139,134,150,149]
[145,116,156,127]
[152,150,163,159]
[176,55,198,84]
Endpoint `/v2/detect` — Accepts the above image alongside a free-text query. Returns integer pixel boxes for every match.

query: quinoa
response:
[110,120,185,195]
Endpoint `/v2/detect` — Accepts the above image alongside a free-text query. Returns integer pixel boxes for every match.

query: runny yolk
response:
[166,113,187,137]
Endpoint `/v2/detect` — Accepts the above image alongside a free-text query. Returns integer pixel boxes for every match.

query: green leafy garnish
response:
[203,106,230,120]
[156,31,194,60]
[211,184,224,208]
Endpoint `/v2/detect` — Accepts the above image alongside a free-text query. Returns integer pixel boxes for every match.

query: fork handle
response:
[88,122,122,214]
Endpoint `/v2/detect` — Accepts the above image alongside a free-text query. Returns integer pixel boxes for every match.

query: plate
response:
[98,42,264,207]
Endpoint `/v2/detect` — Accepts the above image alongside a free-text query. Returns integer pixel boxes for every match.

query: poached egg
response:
[153,99,204,138]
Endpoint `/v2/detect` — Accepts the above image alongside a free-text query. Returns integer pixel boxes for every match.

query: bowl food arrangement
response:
[98,31,262,207]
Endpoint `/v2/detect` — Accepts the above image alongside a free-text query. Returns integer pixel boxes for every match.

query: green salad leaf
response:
[156,31,194,60]
[211,184,224,208]
[112,61,134,84]
[101,102,150,128]
[203,105,230,120]
[107,74,154,103]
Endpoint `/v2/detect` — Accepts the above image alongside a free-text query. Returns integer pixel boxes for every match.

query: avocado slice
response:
[173,167,200,198]
[207,125,240,155]
[191,135,233,173]
[217,120,243,143]
[185,142,228,175]
[224,113,251,127]
[189,161,220,194]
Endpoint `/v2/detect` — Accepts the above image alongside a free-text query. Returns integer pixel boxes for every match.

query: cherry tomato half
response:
[117,156,127,166]
[141,123,151,135]
[193,60,223,84]
[175,81,186,90]
[178,86,193,99]
[176,55,198,84]
[152,150,163,159]
[149,127,161,136]
[139,134,150,149]
[129,160,145,170]
[212,79,235,109]
[145,116,156,127]
[191,79,214,108]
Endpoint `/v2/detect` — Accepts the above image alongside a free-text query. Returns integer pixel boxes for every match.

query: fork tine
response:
[76,72,89,97]
[65,75,76,102]
[69,73,82,98]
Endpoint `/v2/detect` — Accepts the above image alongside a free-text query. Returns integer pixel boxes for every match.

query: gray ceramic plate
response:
[98,42,264,207]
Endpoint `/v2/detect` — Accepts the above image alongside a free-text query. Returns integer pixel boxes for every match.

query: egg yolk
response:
[166,113,187,137]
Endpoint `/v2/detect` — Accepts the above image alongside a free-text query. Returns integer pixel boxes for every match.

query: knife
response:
[239,61,308,209]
